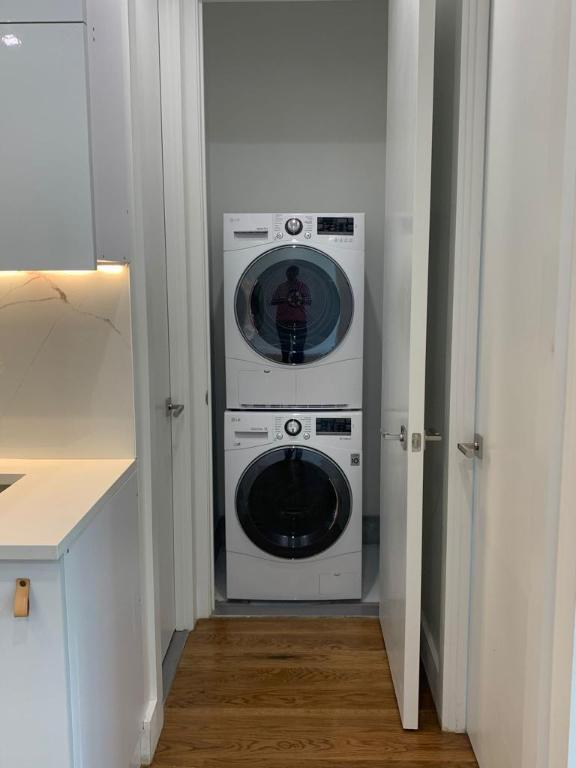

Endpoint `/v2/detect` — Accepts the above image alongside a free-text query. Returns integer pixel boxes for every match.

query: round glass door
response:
[235,245,354,365]
[236,446,352,559]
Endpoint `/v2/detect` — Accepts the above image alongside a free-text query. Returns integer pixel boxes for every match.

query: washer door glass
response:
[236,446,352,559]
[235,245,354,365]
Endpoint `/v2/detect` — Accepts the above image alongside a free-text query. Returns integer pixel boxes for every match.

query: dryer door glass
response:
[236,446,352,559]
[235,245,354,365]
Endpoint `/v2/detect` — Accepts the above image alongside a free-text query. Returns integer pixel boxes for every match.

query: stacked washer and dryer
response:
[224,213,365,600]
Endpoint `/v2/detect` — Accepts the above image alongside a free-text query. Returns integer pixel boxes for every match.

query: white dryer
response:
[225,410,362,600]
[224,213,364,409]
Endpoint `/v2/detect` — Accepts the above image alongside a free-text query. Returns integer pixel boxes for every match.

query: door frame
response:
[158,0,491,729]
[528,2,576,762]
[127,0,170,759]
[159,0,214,630]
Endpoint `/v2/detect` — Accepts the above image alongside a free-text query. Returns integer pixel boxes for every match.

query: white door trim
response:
[545,1,576,762]
[127,0,167,758]
[438,0,490,732]
[159,0,214,625]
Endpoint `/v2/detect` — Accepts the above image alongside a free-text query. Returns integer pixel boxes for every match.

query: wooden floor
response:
[151,618,478,768]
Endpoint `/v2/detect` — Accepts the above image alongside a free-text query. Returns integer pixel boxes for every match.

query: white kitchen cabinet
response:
[0,470,144,768]
[0,561,72,767]
[0,23,95,271]
[0,0,84,22]
[0,0,132,271]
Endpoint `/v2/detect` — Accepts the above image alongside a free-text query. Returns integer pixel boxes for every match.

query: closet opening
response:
[203,0,388,615]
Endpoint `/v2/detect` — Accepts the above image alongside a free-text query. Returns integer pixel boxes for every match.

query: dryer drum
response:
[235,446,352,559]
[235,245,354,366]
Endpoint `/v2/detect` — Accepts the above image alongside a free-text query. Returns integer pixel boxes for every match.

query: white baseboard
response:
[140,698,164,766]
[421,612,442,718]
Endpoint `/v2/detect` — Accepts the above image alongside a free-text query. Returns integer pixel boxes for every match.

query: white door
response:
[466,0,575,765]
[379,0,436,731]
[148,240,177,660]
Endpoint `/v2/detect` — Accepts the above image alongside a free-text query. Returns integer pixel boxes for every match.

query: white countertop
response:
[0,459,136,560]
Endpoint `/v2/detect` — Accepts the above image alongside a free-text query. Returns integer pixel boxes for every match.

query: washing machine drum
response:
[235,245,354,365]
[236,446,352,559]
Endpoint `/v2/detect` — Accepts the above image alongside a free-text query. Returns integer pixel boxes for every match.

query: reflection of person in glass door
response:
[271,265,311,364]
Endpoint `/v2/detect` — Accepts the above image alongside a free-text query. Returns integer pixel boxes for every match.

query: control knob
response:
[285,419,302,436]
[285,218,303,236]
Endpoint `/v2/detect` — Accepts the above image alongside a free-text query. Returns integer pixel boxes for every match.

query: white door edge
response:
[438,0,491,733]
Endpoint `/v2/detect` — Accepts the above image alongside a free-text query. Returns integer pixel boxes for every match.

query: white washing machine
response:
[224,213,364,409]
[225,410,362,600]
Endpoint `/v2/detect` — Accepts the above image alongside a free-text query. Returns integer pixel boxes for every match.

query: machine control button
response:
[285,217,303,236]
[304,231,312,239]
[275,232,284,239]
[303,432,311,440]
[285,419,302,436]
[275,432,283,440]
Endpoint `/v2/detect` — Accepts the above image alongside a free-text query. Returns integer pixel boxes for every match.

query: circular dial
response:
[285,418,302,437]
[285,217,303,236]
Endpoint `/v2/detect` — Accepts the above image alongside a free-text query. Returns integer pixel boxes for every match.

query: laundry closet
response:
[183,0,467,732]
[203,0,388,610]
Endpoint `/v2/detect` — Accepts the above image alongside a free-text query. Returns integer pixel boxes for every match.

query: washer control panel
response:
[226,411,361,450]
[274,414,312,441]
[272,415,353,441]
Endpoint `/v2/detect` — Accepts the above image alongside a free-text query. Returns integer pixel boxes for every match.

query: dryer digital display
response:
[317,217,354,235]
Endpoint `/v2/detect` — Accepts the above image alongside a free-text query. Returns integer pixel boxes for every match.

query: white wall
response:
[0,268,134,458]
[203,0,388,524]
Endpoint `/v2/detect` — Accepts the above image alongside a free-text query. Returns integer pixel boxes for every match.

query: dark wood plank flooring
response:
[151,617,478,767]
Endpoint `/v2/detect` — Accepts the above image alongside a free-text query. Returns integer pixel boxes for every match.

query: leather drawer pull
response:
[13,578,30,618]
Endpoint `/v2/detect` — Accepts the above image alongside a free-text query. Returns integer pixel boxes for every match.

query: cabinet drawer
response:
[0,562,72,767]
[0,0,84,23]
[0,23,95,270]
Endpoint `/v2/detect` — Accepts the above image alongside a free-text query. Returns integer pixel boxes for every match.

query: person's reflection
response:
[271,265,311,364]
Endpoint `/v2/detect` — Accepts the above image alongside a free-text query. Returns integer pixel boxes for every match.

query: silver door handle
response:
[424,429,442,443]
[380,424,407,449]
[166,398,185,418]
[458,434,483,459]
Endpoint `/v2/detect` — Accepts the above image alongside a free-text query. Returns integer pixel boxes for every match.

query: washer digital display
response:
[316,417,352,435]
[317,217,354,235]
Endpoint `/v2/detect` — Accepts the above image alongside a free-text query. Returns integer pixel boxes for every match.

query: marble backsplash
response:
[0,268,135,458]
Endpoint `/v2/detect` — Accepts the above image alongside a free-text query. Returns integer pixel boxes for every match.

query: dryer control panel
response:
[224,213,365,251]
